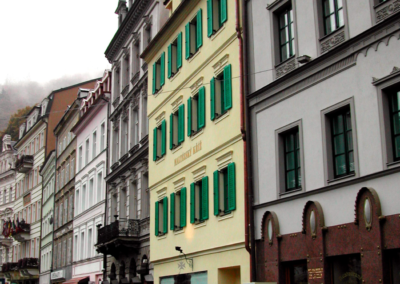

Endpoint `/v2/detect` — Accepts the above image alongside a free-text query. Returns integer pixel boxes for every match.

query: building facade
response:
[39,151,55,284]
[0,135,17,284]
[142,0,249,283]
[71,73,110,284]
[246,0,400,283]
[95,1,168,284]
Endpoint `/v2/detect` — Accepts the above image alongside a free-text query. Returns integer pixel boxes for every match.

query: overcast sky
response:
[0,0,118,85]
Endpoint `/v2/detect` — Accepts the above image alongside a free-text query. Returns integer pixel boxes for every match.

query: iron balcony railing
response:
[15,155,34,173]
[97,219,140,245]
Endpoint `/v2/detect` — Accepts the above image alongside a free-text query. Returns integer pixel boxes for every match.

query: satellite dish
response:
[49,217,53,225]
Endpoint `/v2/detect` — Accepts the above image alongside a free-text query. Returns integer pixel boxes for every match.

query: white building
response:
[246,0,400,282]
[71,72,110,284]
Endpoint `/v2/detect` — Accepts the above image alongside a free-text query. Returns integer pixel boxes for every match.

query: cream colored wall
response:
[145,0,248,283]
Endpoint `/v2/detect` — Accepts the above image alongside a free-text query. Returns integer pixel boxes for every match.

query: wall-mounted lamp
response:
[175,246,193,270]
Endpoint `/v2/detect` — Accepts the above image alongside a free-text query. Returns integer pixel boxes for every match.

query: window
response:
[78,146,83,171]
[188,87,205,136]
[330,108,354,177]
[207,0,228,37]
[167,33,183,79]
[100,123,106,151]
[92,131,97,158]
[132,108,139,146]
[389,90,400,161]
[87,228,92,258]
[59,202,63,226]
[80,232,85,260]
[64,197,68,223]
[70,158,75,179]
[278,6,294,62]
[74,235,78,261]
[323,0,344,35]
[185,10,203,59]
[170,105,185,150]
[190,176,209,223]
[210,64,232,120]
[81,184,86,212]
[85,139,90,165]
[282,260,308,284]
[113,68,120,100]
[67,237,72,264]
[213,163,236,215]
[170,188,187,231]
[113,128,119,163]
[142,95,148,137]
[66,163,69,183]
[122,118,128,155]
[154,197,168,236]
[75,189,80,215]
[152,53,165,94]
[55,206,58,228]
[88,179,94,208]
[327,254,361,284]
[97,172,103,203]
[152,120,166,161]
[281,128,301,191]
[69,194,73,221]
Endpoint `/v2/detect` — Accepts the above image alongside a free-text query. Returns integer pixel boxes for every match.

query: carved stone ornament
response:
[144,15,152,30]
[212,54,229,74]
[320,29,345,54]
[376,0,400,23]
[275,58,296,78]
[132,32,141,46]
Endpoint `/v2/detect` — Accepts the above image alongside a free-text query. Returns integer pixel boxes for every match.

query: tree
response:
[0,106,33,148]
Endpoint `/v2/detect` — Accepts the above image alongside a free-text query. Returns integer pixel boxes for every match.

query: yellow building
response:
[141,0,249,283]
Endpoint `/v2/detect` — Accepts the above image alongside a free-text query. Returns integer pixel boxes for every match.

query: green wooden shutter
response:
[152,62,156,94]
[170,193,175,231]
[210,77,215,121]
[221,0,228,24]
[155,201,159,236]
[180,187,187,228]
[163,197,168,234]
[198,86,205,129]
[185,22,190,60]
[223,64,232,111]
[201,176,209,220]
[153,127,157,161]
[213,170,219,216]
[169,113,173,150]
[227,162,236,211]
[177,32,182,69]
[190,183,195,224]
[161,120,166,156]
[167,44,172,79]
[196,9,203,50]
[187,97,192,136]
[160,52,165,87]
[207,0,213,37]
[178,104,185,143]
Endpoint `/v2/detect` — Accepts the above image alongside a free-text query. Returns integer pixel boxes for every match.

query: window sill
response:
[157,234,167,240]
[169,69,181,82]
[387,160,400,168]
[190,128,204,141]
[188,49,201,63]
[174,228,185,235]
[153,87,163,98]
[155,156,165,165]
[210,24,226,42]
[327,173,356,184]
[279,188,302,198]
[171,143,183,154]
[213,111,230,125]
[217,211,234,221]
[194,220,207,229]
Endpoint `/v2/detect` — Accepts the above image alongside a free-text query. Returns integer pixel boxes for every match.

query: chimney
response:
[115,0,128,27]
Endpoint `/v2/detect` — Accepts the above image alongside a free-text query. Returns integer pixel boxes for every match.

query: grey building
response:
[246,0,400,283]
[95,1,168,283]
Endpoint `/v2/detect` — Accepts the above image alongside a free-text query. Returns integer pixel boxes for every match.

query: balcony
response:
[11,221,31,242]
[16,155,33,173]
[2,259,39,278]
[96,218,140,257]
[0,236,12,248]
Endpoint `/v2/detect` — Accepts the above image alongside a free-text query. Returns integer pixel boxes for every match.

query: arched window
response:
[129,259,136,279]
[110,263,116,280]
[119,261,126,279]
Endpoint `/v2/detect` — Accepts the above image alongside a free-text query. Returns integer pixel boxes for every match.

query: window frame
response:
[170,187,187,231]
[207,0,228,37]
[190,176,209,224]
[170,105,185,150]
[213,163,236,216]
[167,33,182,79]
[152,53,165,95]
[322,0,344,36]
[185,9,203,60]
[153,120,166,161]
[210,64,232,121]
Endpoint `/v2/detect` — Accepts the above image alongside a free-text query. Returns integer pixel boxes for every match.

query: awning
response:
[131,277,141,284]
[62,276,89,284]
[144,275,153,282]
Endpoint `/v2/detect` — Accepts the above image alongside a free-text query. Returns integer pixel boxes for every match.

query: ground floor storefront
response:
[155,245,249,284]
[72,258,103,284]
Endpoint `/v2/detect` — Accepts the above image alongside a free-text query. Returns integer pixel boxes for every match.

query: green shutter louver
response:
[185,22,190,60]
[178,104,185,143]
[152,62,156,94]
[155,201,159,236]
[177,32,183,69]
[187,97,192,136]
[167,44,172,79]
[223,64,232,111]
[210,77,215,121]
[160,52,165,87]
[201,176,209,220]
[221,0,228,24]
[161,120,166,156]
[153,127,157,161]
[180,187,187,228]
[227,162,236,211]
[169,113,173,150]
[196,9,203,50]
[163,196,168,234]
[207,0,213,37]
[190,183,195,224]
[198,86,205,129]
[170,193,175,231]
[213,170,219,216]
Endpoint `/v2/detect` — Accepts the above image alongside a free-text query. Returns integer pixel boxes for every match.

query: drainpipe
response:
[235,0,256,281]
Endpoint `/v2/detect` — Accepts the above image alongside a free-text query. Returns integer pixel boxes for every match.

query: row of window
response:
[57,131,76,157]
[0,187,12,205]
[57,157,75,192]
[75,171,104,216]
[12,200,41,225]
[15,167,42,199]
[54,236,72,269]
[78,122,106,172]
[54,193,74,229]
[12,238,40,262]
[152,0,228,94]
[153,64,232,161]
[73,220,101,262]
[40,247,52,272]
[42,211,53,237]
[19,131,45,158]
[43,177,55,204]
[155,162,236,236]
